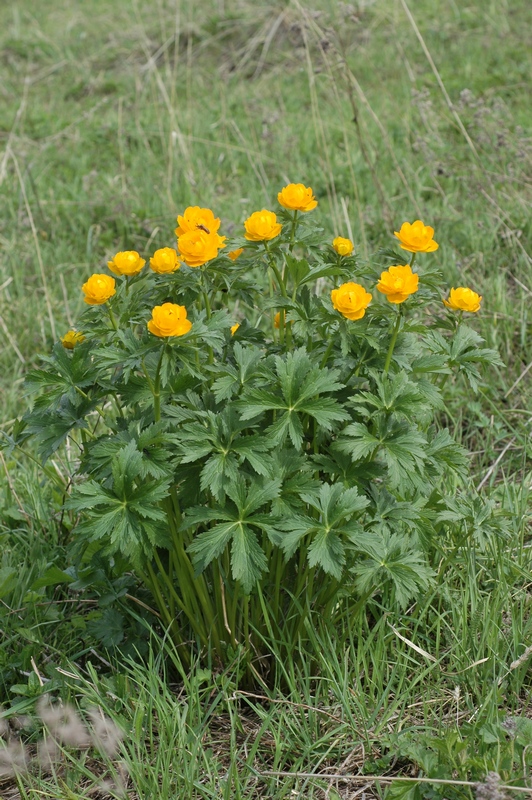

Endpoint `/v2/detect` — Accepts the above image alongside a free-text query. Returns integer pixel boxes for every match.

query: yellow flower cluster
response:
[330,220,481,320]
[242,183,318,243]
[74,203,482,353]
[331,264,418,321]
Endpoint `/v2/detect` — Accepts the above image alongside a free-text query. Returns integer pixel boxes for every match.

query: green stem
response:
[271,549,285,623]
[107,305,118,331]
[142,359,155,393]
[343,344,369,384]
[289,210,298,252]
[384,306,402,374]
[264,245,292,348]
[438,372,451,391]
[152,549,210,644]
[320,338,334,369]
[409,252,417,269]
[201,267,212,320]
[152,345,166,423]
[264,243,287,298]
[111,392,125,419]
[165,494,223,657]
[200,267,214,365]
[143,561,187,657]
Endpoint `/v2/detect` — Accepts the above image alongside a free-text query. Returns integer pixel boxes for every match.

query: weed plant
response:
[11,185,504,685]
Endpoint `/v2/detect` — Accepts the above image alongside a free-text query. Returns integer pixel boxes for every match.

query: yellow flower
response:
[331,282,372,321]
[443,287,482,313]
[394,220,438,253]
[175,206,226,248]
[333,237,354,257]
[147,303,192,337]
[82,274,116,305]
[61,330,85,349]
[149,247,181,274]
[107,250,146,276]
[377,264,419,304]
[244,210,282,242]
[228,248,244,261]
[177,230,221,267]
[277,183,318,212]
[230,323,240,335]
[274,311,281,329]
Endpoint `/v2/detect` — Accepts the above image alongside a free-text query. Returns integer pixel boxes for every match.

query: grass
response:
[0,0,531,797]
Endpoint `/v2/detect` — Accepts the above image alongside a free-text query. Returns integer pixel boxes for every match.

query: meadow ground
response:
[0,0,531,797]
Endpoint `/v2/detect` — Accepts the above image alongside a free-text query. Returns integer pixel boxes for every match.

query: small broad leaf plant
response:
[18,184,502,674]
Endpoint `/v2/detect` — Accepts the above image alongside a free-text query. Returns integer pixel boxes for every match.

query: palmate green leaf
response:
[277,482,369,577]
[414,378,445,410]
[111,440,144,497]
[24,341,96,406]
[350,370,435,421]
[24,395,97,461]
[67,441,171,562]
[307,528,345,579]
[230,523,269,593]
[238,388,288,416]
[284,254,310,285]
[176,422,216,462]
[200,451,240,497]
[411,354,449,374]
[225,476,282,516]
[335,422,379,461]
[368,487,426,533]
[212,343,270,402]
[447,324,503,390]
[299,397,350,428]
[337,419,427,488]
[298,261,347,286]
[187,521,239,573]
[264,409,304,449]
[239,348,349,448]
[425,428,469,480]
[425,325,502,391]
[276,348,344,403]
[95,329,155,383]
[300,482,369,524]
[174,408,273,498]
[379,422,427,488]
[87,607,126,648]
[351,532,435,608]
[312,451,384,486]
[269,450,320,514]
[185,475,281,592]
[437,494,509,549]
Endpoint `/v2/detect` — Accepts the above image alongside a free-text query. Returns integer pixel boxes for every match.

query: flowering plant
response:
[14,186,502,679]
